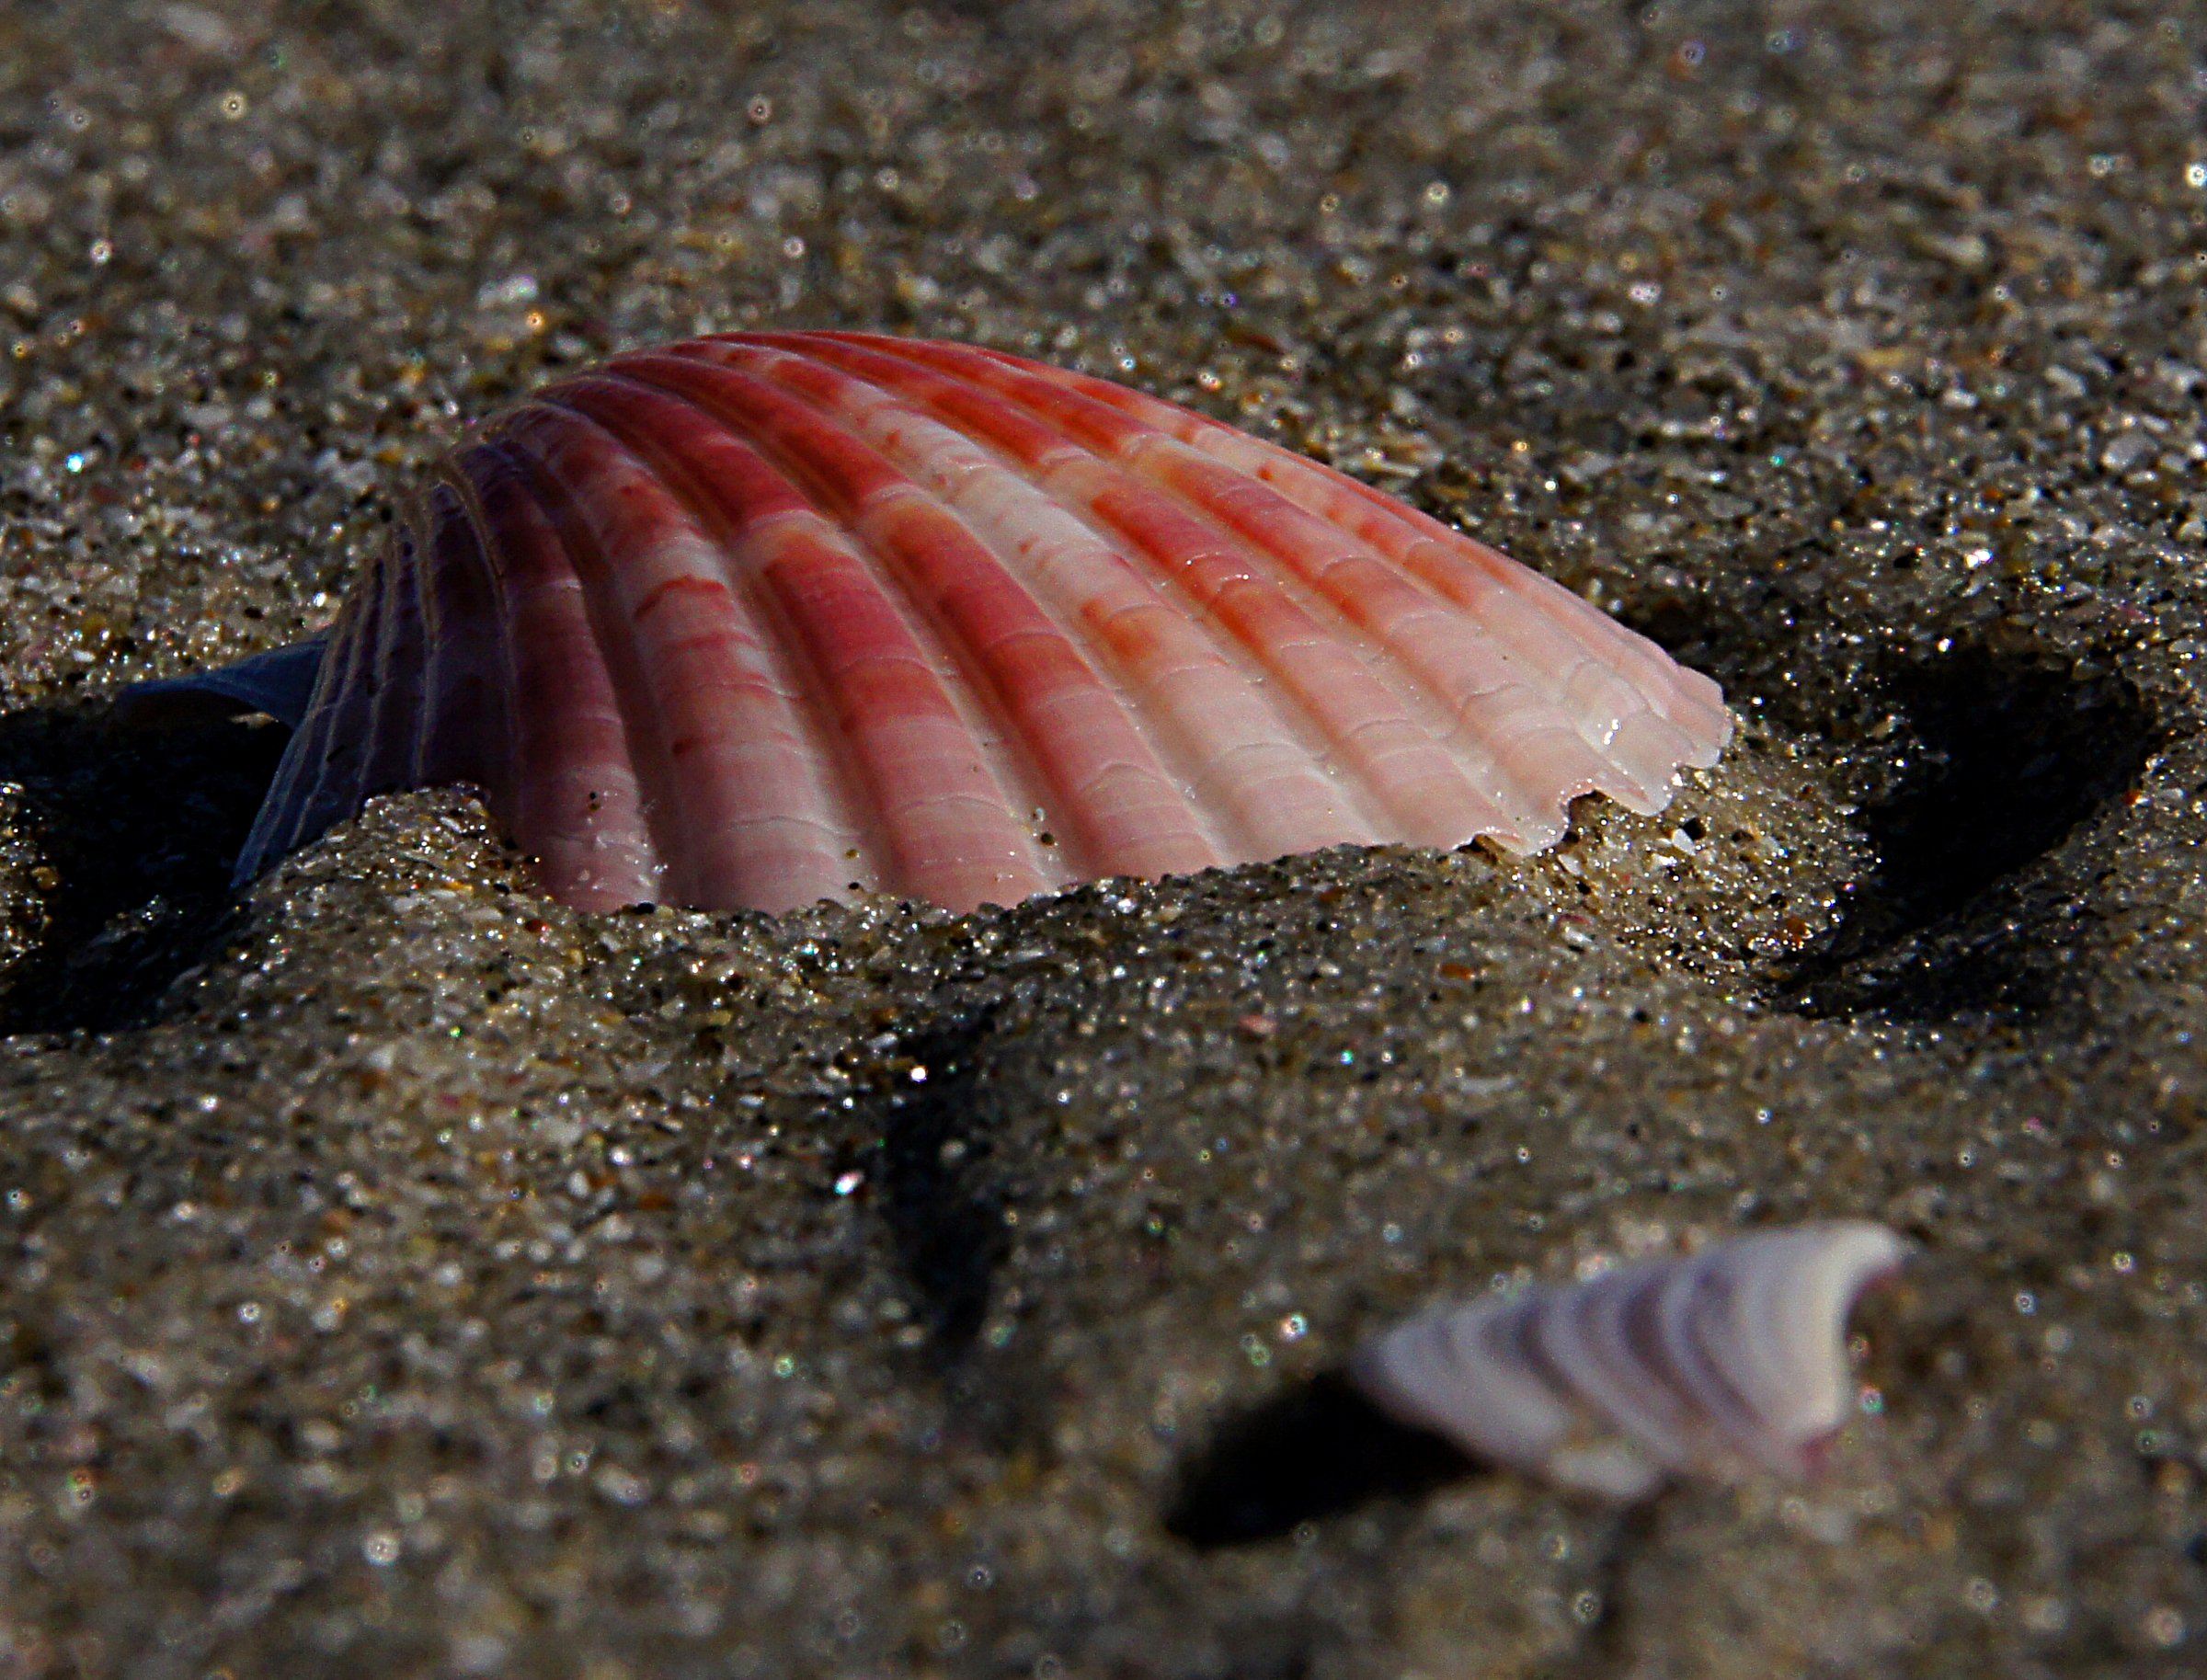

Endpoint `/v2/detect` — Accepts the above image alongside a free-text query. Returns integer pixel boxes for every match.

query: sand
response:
[2,2,2204,1675]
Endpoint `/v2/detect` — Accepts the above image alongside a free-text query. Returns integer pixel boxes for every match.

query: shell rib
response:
[1351,1221,1908,1502]
[234,333,1732,914]
[114,639,328,730]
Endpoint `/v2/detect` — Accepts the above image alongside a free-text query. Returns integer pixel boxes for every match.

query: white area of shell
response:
[1350,1220,1909,1501]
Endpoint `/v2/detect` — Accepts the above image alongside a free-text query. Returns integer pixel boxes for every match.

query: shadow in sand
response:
[1771,649,2156,1020]
[873,1014,1014,1359]
[850,1011,1069,1455]
[1164,1371,1474,1549]
[0,701,288,1034]
[1633,589,2157,1021]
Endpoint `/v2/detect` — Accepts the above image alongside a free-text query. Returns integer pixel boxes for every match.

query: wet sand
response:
[2,2,2204,1675]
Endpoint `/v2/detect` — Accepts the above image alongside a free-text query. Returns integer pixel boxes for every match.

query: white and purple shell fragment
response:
[1350,1221,1909,1501]
[210,332,1732,917]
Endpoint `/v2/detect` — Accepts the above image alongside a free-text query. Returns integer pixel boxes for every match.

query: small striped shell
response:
[235,333,1731,915]
[1350,1222,1908,1501]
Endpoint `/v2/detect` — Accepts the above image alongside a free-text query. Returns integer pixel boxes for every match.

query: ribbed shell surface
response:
[236,333,1733,914]
[1351,1221,1908,1501]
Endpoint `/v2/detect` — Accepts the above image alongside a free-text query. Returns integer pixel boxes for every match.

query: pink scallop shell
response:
[234,333,1732,914]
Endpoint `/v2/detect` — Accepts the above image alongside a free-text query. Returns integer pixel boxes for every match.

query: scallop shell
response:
[116,639,328,730]
[1350,1221,1907,1501]
[232,332,1732,914]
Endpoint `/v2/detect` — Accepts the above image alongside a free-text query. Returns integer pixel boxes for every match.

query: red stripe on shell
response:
[234,332,1734,915]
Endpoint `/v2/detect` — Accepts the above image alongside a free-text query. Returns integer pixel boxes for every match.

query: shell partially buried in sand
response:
[220,332,1731,915]
[1351,1221,1909,1502]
